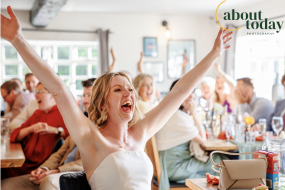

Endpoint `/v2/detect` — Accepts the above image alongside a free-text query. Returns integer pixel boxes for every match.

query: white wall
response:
[1,10,221,92]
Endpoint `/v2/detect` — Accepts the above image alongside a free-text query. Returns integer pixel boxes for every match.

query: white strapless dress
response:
[88,151,153,190]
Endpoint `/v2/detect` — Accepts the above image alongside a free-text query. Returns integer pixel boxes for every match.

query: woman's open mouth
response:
[121,101,132,113]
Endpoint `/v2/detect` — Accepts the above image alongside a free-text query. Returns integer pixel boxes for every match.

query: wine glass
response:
[259,118,267,133]
[203,111,212,129]
[272,117,283,138]
[212,118,221,139]
[225,125,231,142]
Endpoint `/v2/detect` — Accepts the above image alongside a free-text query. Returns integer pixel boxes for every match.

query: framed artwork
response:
[167,40,196,79]
[142,62,164,83]
[143,37,158,57]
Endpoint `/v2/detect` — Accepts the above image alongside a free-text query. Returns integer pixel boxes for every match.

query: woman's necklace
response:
[108,133,126,149]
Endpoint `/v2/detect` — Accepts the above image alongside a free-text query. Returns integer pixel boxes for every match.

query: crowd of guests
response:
[1,62,281,189]
[0,7,282,190]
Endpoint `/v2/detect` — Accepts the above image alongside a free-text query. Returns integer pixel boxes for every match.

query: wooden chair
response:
[146,136,189,190]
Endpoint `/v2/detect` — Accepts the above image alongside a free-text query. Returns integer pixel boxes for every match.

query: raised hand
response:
[212,28,233,58]
[138,52,144,74]
[1,6,22,43]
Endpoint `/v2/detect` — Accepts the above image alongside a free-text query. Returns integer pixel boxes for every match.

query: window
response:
[1,40,100,97]
[235,31,285,101]
[4,46,18,60]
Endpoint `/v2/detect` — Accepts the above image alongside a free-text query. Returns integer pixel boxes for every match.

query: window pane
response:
[5,46,17,59]
[41,47,53,59]
[58,65,69,75]
[92,65,97,75]
[76,80,83,90]
[78,48,88,58]
[5,65,18,75]
[23,65,31,75]
[92,49,98,57]
[58,47,69,60]
[76,65,87,75]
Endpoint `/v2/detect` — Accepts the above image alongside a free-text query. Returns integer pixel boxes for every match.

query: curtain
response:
[224,24,237,78]
[98,29,110,74]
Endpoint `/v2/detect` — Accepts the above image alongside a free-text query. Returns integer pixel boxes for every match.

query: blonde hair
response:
[133,74,153,98]
[88,72,143,127]
[200,77,215,90]
[213,76,230,104]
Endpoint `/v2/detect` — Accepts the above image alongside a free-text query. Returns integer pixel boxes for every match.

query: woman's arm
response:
[136,28,233,139]
[138,52,144,74]
[1,7,104,148]
[108,47,116,71]
[214,62,236,92]
[187,99,207,144]
[191,112,207,144]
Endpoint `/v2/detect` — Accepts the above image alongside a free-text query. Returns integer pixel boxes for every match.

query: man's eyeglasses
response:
[34,90,48,94]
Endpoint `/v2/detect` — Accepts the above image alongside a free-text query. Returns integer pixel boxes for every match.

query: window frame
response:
[1,40,100,97]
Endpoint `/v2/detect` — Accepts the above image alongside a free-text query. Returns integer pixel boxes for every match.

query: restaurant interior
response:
[1,0,285,189]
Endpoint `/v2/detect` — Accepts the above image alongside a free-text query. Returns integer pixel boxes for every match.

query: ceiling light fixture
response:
[162,21,171,39]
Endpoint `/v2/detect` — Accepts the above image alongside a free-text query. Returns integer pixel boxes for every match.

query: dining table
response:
[185,178,217,190]
[1,138,25,168]
[200,139,238,151]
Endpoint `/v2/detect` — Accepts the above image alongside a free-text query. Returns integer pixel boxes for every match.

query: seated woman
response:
[2,82,69,179]
[155,79,228,190]
[213,63,237,113]
[199,77,215,110]
[133,74,154,114]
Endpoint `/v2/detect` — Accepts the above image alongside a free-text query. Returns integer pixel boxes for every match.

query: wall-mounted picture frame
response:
[167,40,196,79]
[143,37,158,57]
[142,61,164,83]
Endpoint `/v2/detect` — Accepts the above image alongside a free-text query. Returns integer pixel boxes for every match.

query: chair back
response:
[146,135,162,184]
[59,171,91,190]
[53,138,64,153]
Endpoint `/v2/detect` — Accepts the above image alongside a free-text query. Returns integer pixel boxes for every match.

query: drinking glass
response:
[259,118,267,133]
[272,117,283,138]
[246,131,256,144]
[212,119,221,139]
[235,123,244,142]
[203,111,212,129]
[262,131,273,142]
[1,118,10,139]
[225,125,234,142]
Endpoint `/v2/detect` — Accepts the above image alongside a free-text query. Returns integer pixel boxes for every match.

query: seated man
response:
[25,73,39,93]
[234,77,274,124]
[1,136,81,190]
[1,80,35,120]
[81,78,96,117]
[1,79,96,190]
[1,82,69,179]
[9,99,38,131]
[266,75,285,131]
[9,74,40,131]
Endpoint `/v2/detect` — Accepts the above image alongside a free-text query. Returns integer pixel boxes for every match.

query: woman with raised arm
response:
[1,6,232,190]
[133,74,154,114]
[213,62,237,112]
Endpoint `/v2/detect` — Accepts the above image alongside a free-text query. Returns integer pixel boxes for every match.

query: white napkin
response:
[189,141,209,163]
